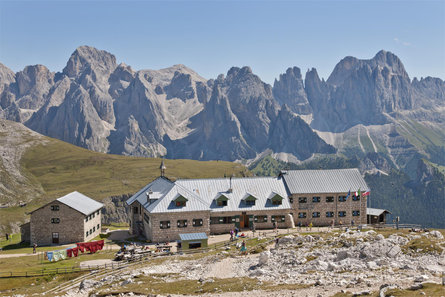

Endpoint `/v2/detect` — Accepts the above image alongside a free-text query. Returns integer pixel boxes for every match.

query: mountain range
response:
[1,46,444,168]
[0,46,444,227]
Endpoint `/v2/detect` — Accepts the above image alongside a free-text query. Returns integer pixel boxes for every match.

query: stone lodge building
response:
[21,191,103,246]
[126,167,369,243]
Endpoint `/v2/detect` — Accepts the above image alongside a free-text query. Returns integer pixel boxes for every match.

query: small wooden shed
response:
[367,208,392,225]
[179,232,208,249]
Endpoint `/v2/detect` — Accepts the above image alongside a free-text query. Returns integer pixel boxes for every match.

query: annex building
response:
[126,166,369,243]
[21,191,103,246]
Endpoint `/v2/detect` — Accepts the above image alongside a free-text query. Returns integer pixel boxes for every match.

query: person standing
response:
[230,229,234,241]
[5,233,8,241]
[240,240,247,255]
[309,222,313,231]
[33,243,37,254]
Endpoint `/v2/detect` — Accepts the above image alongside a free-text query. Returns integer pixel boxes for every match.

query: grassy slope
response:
[0,137,247,233]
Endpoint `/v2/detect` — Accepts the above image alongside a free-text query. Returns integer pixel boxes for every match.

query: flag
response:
[355,188,361,198]
[345,189,351,201]
[362,191,370,197]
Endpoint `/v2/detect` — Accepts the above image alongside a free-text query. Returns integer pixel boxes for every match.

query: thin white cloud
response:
[394,37,411,47]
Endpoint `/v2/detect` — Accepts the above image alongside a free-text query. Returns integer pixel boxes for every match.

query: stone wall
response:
[290,193,367,226]
[20,222,30,243]
[30,200,85,246]
[144,210,210,243]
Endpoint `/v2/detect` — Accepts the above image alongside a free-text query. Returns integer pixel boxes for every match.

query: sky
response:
[0,0,444,84]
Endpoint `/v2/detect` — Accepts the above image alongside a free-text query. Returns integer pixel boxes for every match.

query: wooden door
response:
[52,232,59,244]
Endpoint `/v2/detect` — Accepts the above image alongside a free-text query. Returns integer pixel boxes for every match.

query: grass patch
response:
[0,271,87,295]
[385,283,445,297]
[305,255,318,262]
[1,137,248,233]
[402,237,444,255]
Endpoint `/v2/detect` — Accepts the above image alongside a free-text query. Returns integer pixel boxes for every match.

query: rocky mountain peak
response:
[16,65,54,97]
[62,45,117,78]
[273,66,311,115]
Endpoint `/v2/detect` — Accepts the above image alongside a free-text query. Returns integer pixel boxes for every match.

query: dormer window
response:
[270,193,283,205]
[174,195,188,207]
[244,195,257,206]
[216,194,229,207]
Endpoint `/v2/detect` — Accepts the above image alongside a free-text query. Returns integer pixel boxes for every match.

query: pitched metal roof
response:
[281,168,369,194]
[367,208,392,216]
[125,177,175,208]
[56,191,103,215]
[179,232,208,241]
[175,176,292,212]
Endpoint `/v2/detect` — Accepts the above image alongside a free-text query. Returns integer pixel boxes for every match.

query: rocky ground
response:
[60,229,445,297]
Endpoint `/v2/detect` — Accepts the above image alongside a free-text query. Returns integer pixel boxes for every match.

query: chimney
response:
[228,175,233,193]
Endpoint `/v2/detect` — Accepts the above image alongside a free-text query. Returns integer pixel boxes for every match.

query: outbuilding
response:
[22,191,103,246]
[178,232,208,249]
[367,208,391,225]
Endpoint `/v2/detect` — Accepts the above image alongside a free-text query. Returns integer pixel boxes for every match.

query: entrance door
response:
[241,212,249,229]
[52,232,59,244]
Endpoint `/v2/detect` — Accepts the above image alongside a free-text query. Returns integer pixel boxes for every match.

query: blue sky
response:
[0,0,444,84]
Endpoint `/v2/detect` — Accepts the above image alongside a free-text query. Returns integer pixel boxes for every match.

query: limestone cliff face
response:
[0,47,444,164]
[307,50,415,131]
[273,67,312,115]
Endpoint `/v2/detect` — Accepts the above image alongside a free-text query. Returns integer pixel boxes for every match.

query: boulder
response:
[386,245,401,258]
[414,275,429,282]
[258,251,271,266]
[429,230,444,240]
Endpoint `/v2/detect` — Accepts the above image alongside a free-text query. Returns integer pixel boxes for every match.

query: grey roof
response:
[57,191,103,215]
[179,232,208,241]
[281,169,369,194]
[126,177,175,208]
[175,176,292,212]
[127,176,292,214]
[367,208,391,216]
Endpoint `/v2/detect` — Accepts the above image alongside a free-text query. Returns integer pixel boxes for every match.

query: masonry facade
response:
[127,168,369,243]
[22,191,103,246]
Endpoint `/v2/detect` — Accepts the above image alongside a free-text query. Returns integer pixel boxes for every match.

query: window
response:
[352,210,360,216]
[97,224,100,230]
[143,213,150,224]
[92,213,95,218]
[216,195,229,206]
[299,197,307,203]
[174,196,188,207]
[271,215,285,222]
[326,196,334,203]
[51,218,60,224]
[97,210,100,215]
[211,217,234,224]
[254,215,268,223]
[133,206,138,214]
[51,205,59,211]
[298,212,307,218]
[312,212,320,218]
[326,212,334,218]
[352,195,360,201]
[270,194,283,205]
[193,219,203,227]
[85,216,89,222]
[312,196,321,203]
[289,197,293,204]
[86,231,89,237]
[338,196,347,202]
[338,211,346,217]
[160,221,170,229]
[90,229,92,234]
[89,215,92,220]
[93,226,95,232]
[244,195,256,206]
[217,200,228,206]
[272,199,282,205]
[245,200,255,206]
[177,220,188,228]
